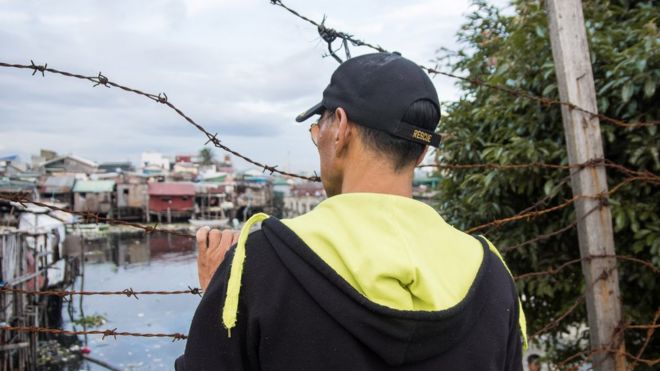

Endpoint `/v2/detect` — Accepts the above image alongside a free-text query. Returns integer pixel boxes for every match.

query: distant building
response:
[98,162,134,173]
[412,172,440,204]
[0,155,28,177]
[172,162,198,181]
[40,175,76,207]
[41,155,98,175]
[217,155,234,173]
[116,173,149,221]
[193,183,229,220]
[175,155,193,163]
[0,179,38,225]
[283,182,326,218]
[147,182,195,222]
[30,149,58,169]
[141,152,170,174]
[73,180,116,215]
[272,177,291,197]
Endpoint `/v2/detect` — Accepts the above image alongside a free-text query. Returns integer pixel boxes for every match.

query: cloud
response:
[0,0,481,172]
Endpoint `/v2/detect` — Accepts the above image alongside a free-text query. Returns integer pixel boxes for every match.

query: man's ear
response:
[334,107,352,156]
[415,146,429,166]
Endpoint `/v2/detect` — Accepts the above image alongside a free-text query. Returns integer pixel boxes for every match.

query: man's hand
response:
[197,227,240,291]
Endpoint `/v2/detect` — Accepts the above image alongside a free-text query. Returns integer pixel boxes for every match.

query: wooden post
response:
[545,1,626,370]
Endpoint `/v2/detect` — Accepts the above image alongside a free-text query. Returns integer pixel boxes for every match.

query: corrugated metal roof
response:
[42,176,76,193]
[0,179,36,192]
[73,180,116,193]
[43,155,97,168]
[148,182,195,196]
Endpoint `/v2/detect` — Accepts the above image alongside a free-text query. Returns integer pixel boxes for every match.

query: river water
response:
[64,231,200,370]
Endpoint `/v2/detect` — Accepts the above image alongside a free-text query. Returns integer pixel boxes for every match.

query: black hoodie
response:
[175,206,524,370]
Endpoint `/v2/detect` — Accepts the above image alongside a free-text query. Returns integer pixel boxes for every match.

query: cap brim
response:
[295,102,324,122]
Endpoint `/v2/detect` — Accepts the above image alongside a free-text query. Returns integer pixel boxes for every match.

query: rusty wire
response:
[270,0,660,129]
[420,158,660,184]
[0,286,202,298]
[0,61,320,182]
[0,325,187,341]
[0,4,655,360]
[500,204,600,254]
[553,346,659,370]
[528,266,619,342]
[2,58,658,183]
[629,308,660,370]
[526,271,659,369]
[514,254,659,282]
[0,192,195,239]
[466,175,655,234]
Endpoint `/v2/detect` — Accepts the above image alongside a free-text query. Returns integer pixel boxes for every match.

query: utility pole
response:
[545,1,626,370]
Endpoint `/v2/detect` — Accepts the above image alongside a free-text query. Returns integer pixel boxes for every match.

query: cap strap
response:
[392,122,441,147]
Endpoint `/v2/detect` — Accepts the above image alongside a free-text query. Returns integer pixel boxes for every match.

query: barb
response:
[270,0,659,129]
[0,61,321,182]
[270,0,387,53]
[0,326,187,341]
[0,286,203,298]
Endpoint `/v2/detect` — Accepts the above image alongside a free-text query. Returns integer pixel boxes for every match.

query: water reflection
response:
[64,231,200,370]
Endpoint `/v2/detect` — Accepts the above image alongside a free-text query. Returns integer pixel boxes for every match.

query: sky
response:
[0,0,509,173]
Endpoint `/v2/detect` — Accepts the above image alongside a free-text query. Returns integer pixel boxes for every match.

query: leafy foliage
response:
[198,147,216,166]
[436,0,659,366]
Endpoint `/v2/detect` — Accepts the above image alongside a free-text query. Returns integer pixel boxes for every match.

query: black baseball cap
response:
[296,52,441,147]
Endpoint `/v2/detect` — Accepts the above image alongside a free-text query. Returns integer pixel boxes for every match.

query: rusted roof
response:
[42,175,76,194]
[148,182,195,196]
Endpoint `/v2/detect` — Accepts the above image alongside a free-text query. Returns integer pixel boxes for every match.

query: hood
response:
[222,193,526,365]
[281,193,484,312]
[273,193,494,365]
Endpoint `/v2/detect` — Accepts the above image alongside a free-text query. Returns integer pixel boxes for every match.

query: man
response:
[176,52,526,370]
[527,354,541,371]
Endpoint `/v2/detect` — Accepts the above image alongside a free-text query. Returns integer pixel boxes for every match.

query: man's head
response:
[527,354,541,371]
[297,53,441,196]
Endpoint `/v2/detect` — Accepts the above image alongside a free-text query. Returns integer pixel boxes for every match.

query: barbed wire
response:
[0,3,656,365]
[514,254,659,282]
[420,158,660,182]
[0,61,320,182]
[0,325,187,341]
[0,192,196,239]
[629,308,660,370]
[500,205,599,254]
[466,175,655,234]
[0,286,202,298]
[269,0,660,129]
[2,60,657,188]
[553,346,659,370]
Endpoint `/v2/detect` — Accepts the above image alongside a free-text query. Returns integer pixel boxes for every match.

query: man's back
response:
[176,194,525,370]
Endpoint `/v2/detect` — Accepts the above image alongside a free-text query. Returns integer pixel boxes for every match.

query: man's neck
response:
[340,158,414,198]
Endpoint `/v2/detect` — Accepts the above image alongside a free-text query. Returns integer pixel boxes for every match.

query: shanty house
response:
[116,173,149,220]
[42,155,97,175]
[40,175,76,207]
[73,180,116,215]
[147,182,195,222]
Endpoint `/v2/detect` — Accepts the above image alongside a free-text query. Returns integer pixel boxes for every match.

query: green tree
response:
[436,0,659,366]
[199,147,216,166]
